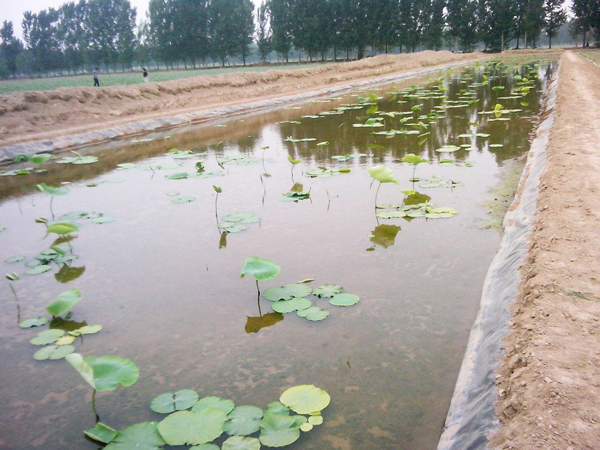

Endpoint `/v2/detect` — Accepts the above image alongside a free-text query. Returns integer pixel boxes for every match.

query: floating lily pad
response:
[240,257,280,282]
[312,284,343,298]
[300,422,313,432]
[76,325,103,335]
[19,317,49,328]
[46,289,82,316]
[296,306,329,322]
[222,212,257,223]
[151,389,200,414]
[84,422,118,444]
[223,436,261,450]
[190,445,220,450]
[220,223,248,233]
[330,294,360,307]
[376,211,407,219]
[47,222,79,235]
[192,396,235,415]
[92,216,115,224]
[55,335,77,345]
[105,422,165,450]
[272,297,312,314]
[263,284,312,302]
[280,385,330,415]
[259,412,305,448]
[157,408,227,446]
[30,329,65,345]
[5,256,25,263]
[33,344,75,360]
[308,415,323,426]
[25,265,52,275]
[266,402,289,415]
[224,406,264,436]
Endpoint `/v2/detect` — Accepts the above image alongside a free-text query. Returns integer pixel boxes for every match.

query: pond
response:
[0,59,554,450]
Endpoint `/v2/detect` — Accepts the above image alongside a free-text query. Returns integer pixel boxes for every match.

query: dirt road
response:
[491,50,600,449]
[0,51,481,155]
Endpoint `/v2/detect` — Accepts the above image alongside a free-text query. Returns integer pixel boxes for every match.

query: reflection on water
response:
[0,60,555,450]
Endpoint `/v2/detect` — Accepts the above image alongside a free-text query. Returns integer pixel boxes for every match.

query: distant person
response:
[93,68,100,87]
[143,68,149,83]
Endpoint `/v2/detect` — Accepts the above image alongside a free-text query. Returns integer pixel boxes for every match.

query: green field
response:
[0,63,323,95]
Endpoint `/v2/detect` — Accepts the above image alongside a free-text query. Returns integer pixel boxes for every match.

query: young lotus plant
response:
[367,165,399,209]
[213,185,222,223]
[402,153,429,183]
[288,156,301,181]
[241,257,281,313]
[37,183,70,219]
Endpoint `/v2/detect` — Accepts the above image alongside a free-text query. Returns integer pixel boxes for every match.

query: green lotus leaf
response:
[29,154,53,165]
[19,317,50,328]
[25,265,52,275]
[65,353,139,392]
[84,422,118,444]
[258,412,305,448]
[75,325,102,335]
[425,212,455,219]
[47,222,79,235]
[240,257,280,282]
[33,344,75,360]
[172,197,196,204]
[157,408,227,446]
[37,183,70,196]
[376,211,406,219]
[308,415,323,426]
[151,389,199,414]
[0,226,4,232]
[55,335,77,345]
[166,172,189,180]
[224,406,263,436]
[220,223,248,233]
[329,294,360,307]
[272,297,312,314]
[312,284,343,298]
[223,436,261,450]
[300,422,313,432]
[367,165,398,184]
[46,289,82,316]
[263,284,312,302]
[280,385,331,414]
[296,306,329,321]
[92,216,115,224]
[266,402,289,415]
[222,212,256,223]
[402,154,428,165]
[71,156,99,164]
[105,422,165,450]
[30,329,65,345]
[5,256,25,263]
[428,207,457,214]
[192,396,235,414]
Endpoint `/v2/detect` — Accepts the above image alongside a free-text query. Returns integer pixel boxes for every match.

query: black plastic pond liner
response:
[437,65,559,450]
[0,59,480,163]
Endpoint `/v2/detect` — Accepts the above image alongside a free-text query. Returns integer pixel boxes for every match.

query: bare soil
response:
[0,51,480,150]
[491,50,600,449]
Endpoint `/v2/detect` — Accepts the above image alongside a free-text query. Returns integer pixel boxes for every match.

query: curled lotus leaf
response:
[76,325,103,335]
[192,396,235,415]
[105,422,165,450]
[222,436,261,450]
[224,406,263,436]
[263,284,312,302]
[84,422,118,444]
[30,329,65,345]
[46,289,82,317]
[296,306,329,321]
[65,353,139,392]
[402,154,428,165]
[367,165,399,184]
[280,385,331,415]
[151,389,200,414]
[157,408,227,446]
[240,257,280,282]
[19,317,50,328]
[37,183,70,196]
[258,412,306,448]
[312,284,343,298]
[272,297,312,314]
[33,344,75,360]
[47,222,79,235]
[329,294,360,307]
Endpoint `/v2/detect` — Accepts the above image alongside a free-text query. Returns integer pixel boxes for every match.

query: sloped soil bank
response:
[0,51,482,160]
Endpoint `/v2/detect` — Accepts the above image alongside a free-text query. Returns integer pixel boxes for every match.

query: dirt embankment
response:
[0,51,481,152]
[492,50,600,449]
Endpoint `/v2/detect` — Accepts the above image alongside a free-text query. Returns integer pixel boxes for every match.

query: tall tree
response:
[0,21,24,77]
[447,0,479,52]
[572,0,600,46]
[268,0,293,62]
[256,2,273,62]
[422,0,446,50]
[514,0,544,49]
[482,0,516,51]
[544,0,566,48]
[22,9,62,74]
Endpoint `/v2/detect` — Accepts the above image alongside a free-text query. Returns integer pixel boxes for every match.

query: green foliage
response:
[66,353,139,392]
[240,257,281,282]
[157,408,227,446]
[279,385,330,415]
[151,389,200,414]
[46,288,82,316]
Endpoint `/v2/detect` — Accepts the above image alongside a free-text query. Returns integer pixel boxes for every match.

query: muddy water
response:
[0,61,553,450]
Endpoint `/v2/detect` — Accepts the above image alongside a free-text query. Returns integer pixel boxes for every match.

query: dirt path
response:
[0,51,481,156]
[491,50,600,449]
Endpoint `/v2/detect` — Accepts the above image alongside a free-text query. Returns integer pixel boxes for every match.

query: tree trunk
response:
[549,35,552,49]
[333,44,337,61]
[524,31,528,49]
[501,32,505,53]
[583,29,587,47]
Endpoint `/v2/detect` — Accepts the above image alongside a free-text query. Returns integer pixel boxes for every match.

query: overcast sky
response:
[2,0,264,39]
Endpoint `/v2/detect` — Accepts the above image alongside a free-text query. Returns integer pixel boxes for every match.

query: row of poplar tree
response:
[0,0,599,78]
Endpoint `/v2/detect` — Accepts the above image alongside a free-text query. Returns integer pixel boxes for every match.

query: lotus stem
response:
[9,283,20,324]
[215,193,219,225]
[256,280,262,317]
[91,389,100,423]
[49,197,55,221]
[374,182,382,210]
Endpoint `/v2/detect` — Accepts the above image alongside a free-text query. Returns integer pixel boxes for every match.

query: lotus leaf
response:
[296,306,329,321]
[30,329,65,345]
[221,224,248,233]
[84,422,118,444]
[157,408,227,446]
[224,406,263,436]
[272,297,312,314]
[172,197,196,204]
[105,422,165,450]
[280,385,330,415]
[313,284,343,298]
[19,317,49,328]
[166,172,189,180]
[192,396,235,414]
[258,412,305,448]
[151,389,199,414]
[46,289,82,316]
[5,256,25,263]
[330,294,360,307]
[263,284,312,302]
[367,165,398,184]
[376,211,407,219]
[65,353,139,391]
[25,265,52,275]
[428,207,457,214]
[266,402,290,415]
[308,415,323,426]
[300,423,313,432]
[240,257,280,282]
[223,436,261,450]
[425,213,455,219]
[47,222,79,235]
[92,216,115,224]
[222,212,256,223]
[33,344,75,360]
[37,183,70,196]
[76,325,103,335]
[0,226,4,232]
[55,335,77,345]
[435,145,461,153]
[402,154,428,165]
